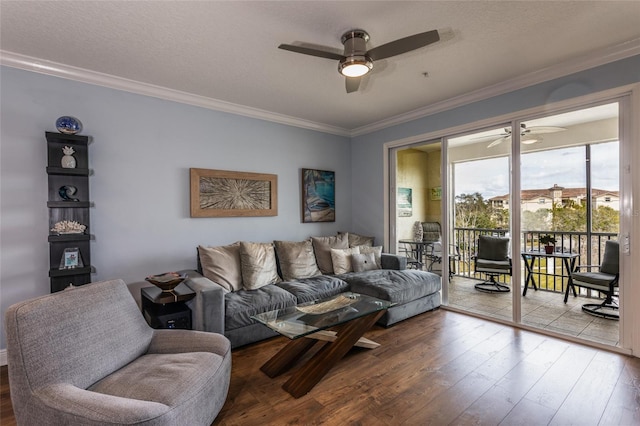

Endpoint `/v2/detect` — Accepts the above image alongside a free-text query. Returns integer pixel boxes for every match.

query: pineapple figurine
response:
[61,146,77,168]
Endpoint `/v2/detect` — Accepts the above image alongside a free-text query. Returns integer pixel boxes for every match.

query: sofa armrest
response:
[179,270,226,334]
[148,329,230,358]
[35,383,168,424]
[381,253,407,270]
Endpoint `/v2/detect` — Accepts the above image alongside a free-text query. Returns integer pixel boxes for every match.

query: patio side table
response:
[521,250,579,297]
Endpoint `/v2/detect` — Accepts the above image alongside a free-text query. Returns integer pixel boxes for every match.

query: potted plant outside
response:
[540,234,557,254]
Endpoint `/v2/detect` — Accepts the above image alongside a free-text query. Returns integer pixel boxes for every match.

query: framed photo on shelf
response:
[60,247,83,269]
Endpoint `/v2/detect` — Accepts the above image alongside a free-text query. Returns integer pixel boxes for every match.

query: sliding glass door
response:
[443,102,622,347]
[518,103,620,346]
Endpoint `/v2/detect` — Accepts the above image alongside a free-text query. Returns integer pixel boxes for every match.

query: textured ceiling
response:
[1,1,639,133]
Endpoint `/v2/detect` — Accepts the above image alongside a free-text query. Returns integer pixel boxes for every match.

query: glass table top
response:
[252,292,394,339]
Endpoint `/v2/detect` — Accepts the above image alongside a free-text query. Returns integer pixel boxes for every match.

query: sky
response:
[454,141,619,199]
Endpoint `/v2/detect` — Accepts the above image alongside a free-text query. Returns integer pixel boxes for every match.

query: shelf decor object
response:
[51,220,86,234]
[46,131,94,292]
[55,116,83,135]
[61,146,77,168]
[59,247,83,269]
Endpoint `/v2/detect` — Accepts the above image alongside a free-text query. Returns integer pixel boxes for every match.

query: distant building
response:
[489,184,619,212]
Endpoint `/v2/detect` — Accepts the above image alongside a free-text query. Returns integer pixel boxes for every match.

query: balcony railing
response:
[452,227,617,295]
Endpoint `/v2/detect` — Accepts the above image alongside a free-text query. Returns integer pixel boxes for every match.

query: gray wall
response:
[0,66,351,350]
[351,55,640,242]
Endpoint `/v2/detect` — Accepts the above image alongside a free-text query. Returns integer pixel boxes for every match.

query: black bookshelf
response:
[46,131,95,292]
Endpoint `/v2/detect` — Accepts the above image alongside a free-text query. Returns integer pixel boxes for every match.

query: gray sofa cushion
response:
[275,275,350,303]
[341,269,441,305]
[224,285,296,330]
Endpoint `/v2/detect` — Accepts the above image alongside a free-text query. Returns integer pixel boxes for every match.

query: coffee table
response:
[252,292,393,398]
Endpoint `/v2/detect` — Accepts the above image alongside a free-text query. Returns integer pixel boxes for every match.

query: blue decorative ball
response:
[56,116,83,135]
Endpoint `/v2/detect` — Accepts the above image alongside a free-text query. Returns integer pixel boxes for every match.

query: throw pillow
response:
[330,247,361,274]
[239,242,281,290]
[352,252,378,272]
[273,239,322,281]
[357,245,383,269]
[339,231,375,248]
[198,243,242,292]
[479,235,510,261]
[311,233,349,274]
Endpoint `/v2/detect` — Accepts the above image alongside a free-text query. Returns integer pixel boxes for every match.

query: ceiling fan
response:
[476,124,567,148]
[278,29,440,93]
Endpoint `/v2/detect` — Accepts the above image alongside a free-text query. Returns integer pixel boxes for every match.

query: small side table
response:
[141,283,195,329]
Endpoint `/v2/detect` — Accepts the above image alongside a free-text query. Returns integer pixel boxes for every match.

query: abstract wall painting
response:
[190,168,277,217]
[301,168,335,223]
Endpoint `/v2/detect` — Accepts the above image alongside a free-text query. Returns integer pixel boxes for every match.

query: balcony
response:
[439,228,619,347]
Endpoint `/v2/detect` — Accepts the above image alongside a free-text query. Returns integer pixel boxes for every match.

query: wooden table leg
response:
[282,310,385,398]
[260,337,317,378]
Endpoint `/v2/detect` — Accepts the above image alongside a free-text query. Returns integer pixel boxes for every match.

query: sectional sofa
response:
[181,233,441,348]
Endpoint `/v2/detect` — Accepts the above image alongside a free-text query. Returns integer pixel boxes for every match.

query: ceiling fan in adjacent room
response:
[278,29,440,93]
[476,124,567,148]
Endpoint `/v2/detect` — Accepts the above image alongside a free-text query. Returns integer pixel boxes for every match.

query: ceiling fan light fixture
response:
[522,135,541,144]
[339,56,373,77]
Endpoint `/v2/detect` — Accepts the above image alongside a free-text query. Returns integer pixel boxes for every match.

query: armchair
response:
[566,240,619,319]
[5,279,231,425]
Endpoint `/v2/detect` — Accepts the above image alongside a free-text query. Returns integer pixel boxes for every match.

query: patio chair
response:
[425,241,461,280]
[421,221,442,245]
[566,239,619,320]
[420,222,463,279]
[399,241,423,269]
[474,235,512,293]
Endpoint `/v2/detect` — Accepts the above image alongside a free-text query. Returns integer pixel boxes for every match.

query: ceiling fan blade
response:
[470,133,508,142]
[367,30,440,61]
[487,136,509,148]
[345,77,361,93]
[526,126,567,135]
[278,44,345,61]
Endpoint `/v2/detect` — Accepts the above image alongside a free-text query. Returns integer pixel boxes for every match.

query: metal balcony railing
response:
[451,227,617,295]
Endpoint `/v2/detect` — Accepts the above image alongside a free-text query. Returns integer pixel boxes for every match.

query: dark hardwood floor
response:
[2,310,639,425]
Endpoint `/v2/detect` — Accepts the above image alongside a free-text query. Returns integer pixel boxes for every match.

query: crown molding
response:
[0,51,351,137]
[351,38,640,137]
[2,38,639,139]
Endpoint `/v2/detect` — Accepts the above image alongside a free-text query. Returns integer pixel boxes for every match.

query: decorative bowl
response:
[56,116,83,134]
[145,272,187,292]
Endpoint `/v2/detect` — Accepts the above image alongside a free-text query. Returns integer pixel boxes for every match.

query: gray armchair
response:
[5,279,231,425]
[566,240,619,319]
[474,235,512,293]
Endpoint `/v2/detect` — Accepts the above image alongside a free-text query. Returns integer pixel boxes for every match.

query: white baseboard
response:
[1,349,7,366]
